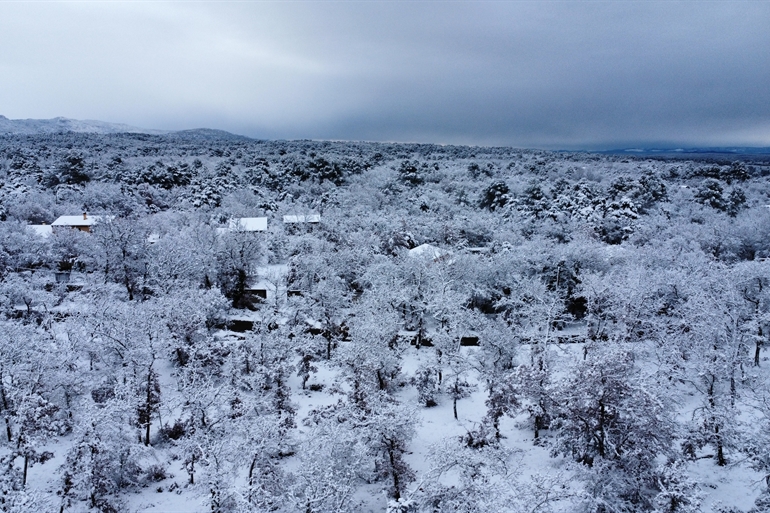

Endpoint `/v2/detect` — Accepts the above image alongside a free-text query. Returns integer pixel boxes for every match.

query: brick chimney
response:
[83,212,87,220]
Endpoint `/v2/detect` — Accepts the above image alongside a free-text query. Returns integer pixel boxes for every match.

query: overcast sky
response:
[1,1,768,149]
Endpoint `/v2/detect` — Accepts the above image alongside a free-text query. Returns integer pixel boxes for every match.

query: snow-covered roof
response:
[228,217,268,232]
[26,224,53,238]
[408,243,452,262]
[283,214,320,224]
[245,265,289,302]
[51,214,112,227]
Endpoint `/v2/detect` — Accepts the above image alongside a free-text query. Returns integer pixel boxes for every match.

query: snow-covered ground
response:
[19,334,762,513]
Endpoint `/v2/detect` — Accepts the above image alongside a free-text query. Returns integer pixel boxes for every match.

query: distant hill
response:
[596,147,770,159]
[0,115,169,136]
[165,128,252,142]
[0,115,249,140]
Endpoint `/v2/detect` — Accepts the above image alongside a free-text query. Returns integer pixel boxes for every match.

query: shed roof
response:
[408,243,450,261]
[51,214,112,227]
[26,225,53,238]
[228,217,268,232]
[283,214,320,224]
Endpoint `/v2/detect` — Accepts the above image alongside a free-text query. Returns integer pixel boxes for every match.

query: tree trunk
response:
[730,374,737,407]
[756,327,763,366]
[597,400,606,458]
[144,372,153,446]
[189,454,195,484]
[157,406,163,443]
[388,446,401,500]
[416,317,423,350]
[716,425,726,466]
[248,455,257,504]
[211,487,220,513]
[0,380,13,443]
[125,273,134,301]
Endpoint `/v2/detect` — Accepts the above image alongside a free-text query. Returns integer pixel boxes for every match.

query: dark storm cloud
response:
[1,1,768,148]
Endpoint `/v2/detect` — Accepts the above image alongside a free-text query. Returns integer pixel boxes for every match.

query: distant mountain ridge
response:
[0,115,168,135]
[0,115,249,141]
[2,116,766,151]
[597,147,770,157]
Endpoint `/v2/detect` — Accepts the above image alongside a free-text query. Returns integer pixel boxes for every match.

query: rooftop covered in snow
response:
[51,214,113,232]
[26,224,53,238]
[283,214,320,224]
[408,243,452,262]
[228,217,268,232]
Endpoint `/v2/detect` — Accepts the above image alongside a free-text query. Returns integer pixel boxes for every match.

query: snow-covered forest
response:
[1,131,770,512]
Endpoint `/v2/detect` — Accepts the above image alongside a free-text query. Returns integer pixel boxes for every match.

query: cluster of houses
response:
[25,211,323,307]
[21,211,476,346]
[27,212,321,238]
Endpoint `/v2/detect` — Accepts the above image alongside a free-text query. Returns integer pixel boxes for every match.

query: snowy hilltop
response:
[0,114,254,140]
[0,115,172,136]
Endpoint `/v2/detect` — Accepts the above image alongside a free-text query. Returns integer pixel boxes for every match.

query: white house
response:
[51,213,112,233]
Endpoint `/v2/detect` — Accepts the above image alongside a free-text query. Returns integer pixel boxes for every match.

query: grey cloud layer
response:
[1,1,768,148]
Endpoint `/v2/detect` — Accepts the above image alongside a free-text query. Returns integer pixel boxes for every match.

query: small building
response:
[26,224,53,238]
[228,217,268,233]
[51,213,111,233]
[283,214,320,224]
[243,265,289,306]
[408,243,452,263]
